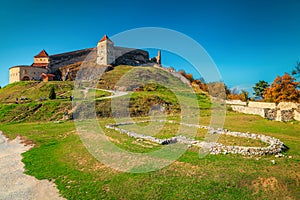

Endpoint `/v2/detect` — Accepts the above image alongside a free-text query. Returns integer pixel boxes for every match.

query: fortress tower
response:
[32,49,49,68]
[97,35,115,65]
[156,50,161,65]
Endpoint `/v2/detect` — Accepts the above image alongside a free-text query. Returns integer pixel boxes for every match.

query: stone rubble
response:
[105,120,288,156]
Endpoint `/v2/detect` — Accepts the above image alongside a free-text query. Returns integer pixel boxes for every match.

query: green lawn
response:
[0,112,299,199]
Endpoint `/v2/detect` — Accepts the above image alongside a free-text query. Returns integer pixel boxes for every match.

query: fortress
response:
[9,35,161,83]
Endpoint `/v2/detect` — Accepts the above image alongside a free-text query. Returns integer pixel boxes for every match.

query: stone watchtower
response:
[97,35,115,65]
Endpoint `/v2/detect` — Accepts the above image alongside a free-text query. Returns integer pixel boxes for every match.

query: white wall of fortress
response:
[9,66,47,83]
[228,101,300,122]
[248,101,276,109]
[9,67,21,83]
[231,105,265,118]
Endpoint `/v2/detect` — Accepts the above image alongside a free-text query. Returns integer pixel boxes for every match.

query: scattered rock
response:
[271,160,276,165]
[275,153,283,158]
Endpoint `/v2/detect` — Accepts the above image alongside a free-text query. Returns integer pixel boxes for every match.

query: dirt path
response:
[97,89,128,100]
[0,131,65,200]
[82,87,128,100]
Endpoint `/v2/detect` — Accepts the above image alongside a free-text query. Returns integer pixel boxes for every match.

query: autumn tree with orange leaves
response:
[264,73,300,103]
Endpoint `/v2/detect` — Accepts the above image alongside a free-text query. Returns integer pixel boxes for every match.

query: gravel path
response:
[82,87,128,100]
[0,131,65,200]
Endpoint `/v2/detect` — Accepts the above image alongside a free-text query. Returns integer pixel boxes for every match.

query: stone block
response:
[275,109,294,122]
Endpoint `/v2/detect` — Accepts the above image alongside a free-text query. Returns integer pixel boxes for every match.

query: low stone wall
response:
[248,101,276,109]
[230,101,300,122]
[231,105,266,118]
[106,120,287,156]
[226,100,247,106]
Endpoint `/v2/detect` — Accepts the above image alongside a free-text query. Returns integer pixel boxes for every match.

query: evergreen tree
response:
[253,80,269,98]
[49,86,56,100]
[291,61,300,79]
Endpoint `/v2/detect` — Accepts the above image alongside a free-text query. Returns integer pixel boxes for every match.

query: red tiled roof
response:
[32,63,49,67]
[99,35,112,43]
[34,49,49,58]
[41,73,55,78]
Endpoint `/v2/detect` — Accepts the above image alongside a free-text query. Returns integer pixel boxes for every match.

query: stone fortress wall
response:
[226,100,300,122]
[9,66,47,83]
[114,46,150,66]
[49,48,95,73]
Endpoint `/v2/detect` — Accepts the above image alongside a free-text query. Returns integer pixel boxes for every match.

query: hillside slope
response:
[0,65,211,122]
[0,81,74,103]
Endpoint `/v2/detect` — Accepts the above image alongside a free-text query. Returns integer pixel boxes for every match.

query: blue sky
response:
[1,0,300,94]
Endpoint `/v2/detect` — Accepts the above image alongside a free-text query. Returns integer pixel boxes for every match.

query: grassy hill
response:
[0,65,299,199]
[0,81,111,123]
[0,66,211,122]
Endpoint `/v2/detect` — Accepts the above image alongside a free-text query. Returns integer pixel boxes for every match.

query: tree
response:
[184,73,194,82]
[227,89,249,101]
[264,73,300,103]
[253,80,269,98]
[193,78,208,92]
[240,89,249,102]
[49,86,56,100]
[291,61,300,78]
[207,82,227,99]
[178,70,186,76]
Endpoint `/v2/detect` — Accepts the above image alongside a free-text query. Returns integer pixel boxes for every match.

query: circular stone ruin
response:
[105,120,288,156]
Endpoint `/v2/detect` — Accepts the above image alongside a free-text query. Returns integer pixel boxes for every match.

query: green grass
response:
[0,113,299,199]
[0,81,75,103]
[97,65,134,89]
[0,101,72,123]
